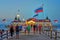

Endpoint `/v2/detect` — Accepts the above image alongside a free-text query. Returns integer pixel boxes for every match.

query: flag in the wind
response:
[33,4,44,17]
[2,19,6,21]
[35,7,43,14]
[54,20,58,23]
[33,14,38,17]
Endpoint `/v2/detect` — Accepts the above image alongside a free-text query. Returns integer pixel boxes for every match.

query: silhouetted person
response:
[19,25,22,31]
[38,24,42,34]
[16,24,19,39]
[2,29,4,33]
[10,25,14,37]
[22,24,27,35]
[26,25,31,35]
[33,25,36,34]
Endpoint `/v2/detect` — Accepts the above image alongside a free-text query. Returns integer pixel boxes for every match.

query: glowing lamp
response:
[17,14,20,17]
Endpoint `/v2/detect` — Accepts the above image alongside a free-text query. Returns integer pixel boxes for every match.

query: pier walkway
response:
[6,32,54,40]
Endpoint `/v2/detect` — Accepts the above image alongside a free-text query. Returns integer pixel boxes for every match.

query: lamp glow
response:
[17,14,20,18]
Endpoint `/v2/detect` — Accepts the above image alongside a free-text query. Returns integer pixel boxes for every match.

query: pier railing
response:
[0,29,60,40]
[0,30,10,40]
[43,28,60,40]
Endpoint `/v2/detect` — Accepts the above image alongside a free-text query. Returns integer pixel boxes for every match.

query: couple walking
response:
[10,24,19,39]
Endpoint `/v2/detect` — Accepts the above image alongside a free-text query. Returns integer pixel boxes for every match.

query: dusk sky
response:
[0,0,60,24]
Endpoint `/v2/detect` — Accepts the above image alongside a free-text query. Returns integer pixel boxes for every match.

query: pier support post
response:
[50,26,52,39]
[1,31,2,40]
[6,30,8,39]
[50,30,52,39]
[55,31,57,40]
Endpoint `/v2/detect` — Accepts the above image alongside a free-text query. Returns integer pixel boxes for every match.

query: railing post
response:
[55,31,57,40]
[50,30,52,39]
[50,26,52,39]
[48,30,49,36]
[1,31,2,40]
[6,30,8,39]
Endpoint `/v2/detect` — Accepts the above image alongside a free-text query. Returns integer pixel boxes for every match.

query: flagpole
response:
[41,0,44,18]
[42,4,45,19]
[43,6,45,19]
[41,4,45,33]
[41,4,45,19]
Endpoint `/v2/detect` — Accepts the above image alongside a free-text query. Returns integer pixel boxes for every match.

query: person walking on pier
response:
[19,25,22,31]
[16,24,19,39]
[33,25,36,34]
[22,24,27,35]
[10,25,14,38]
[26,25,31,35]
[38,24,42,34]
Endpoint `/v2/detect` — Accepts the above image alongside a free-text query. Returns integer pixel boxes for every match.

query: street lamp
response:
[17,14,20,18]
[16,14,20,19]
[16,14,20,21]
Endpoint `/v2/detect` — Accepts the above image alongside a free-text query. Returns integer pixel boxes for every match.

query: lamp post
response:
[16,14,20,21]
[17,14,20,19]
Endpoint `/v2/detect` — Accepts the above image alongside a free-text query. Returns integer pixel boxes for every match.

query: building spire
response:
[46,16,49,20]
[14,9,20,21]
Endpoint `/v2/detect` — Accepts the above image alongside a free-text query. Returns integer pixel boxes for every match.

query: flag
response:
[35,7,43,14]
[54,20,58,23]
[33,14,38,17]
[2,19,6,21]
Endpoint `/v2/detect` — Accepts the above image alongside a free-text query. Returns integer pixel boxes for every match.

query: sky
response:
[0,0,60,24]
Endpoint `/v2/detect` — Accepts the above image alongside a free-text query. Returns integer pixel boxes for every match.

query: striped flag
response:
[35,7,43,14]
[54,20,58,23]
[33,14,38,17]
[35,4,44,14]
[2,19,6,21]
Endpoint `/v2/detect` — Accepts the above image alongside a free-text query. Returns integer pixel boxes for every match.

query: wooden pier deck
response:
[1,31,60,40]
[6,32,54,40]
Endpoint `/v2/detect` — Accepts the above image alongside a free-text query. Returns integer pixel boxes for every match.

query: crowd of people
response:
[9,24,42,38]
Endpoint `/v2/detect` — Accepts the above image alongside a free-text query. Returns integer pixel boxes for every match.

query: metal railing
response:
[0,31,10,40]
